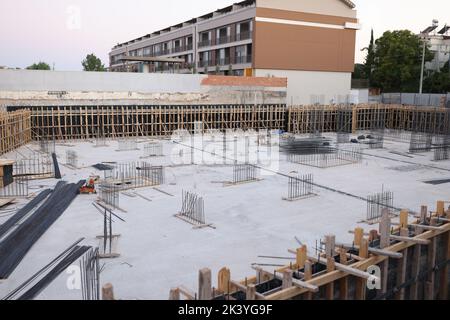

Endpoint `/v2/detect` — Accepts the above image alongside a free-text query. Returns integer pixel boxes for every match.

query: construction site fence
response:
[381,93,450,108]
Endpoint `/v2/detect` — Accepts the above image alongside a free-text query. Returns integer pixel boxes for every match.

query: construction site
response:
[0,82,449,300]
[0,0,449,302]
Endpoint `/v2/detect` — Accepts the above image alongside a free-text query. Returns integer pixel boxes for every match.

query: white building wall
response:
[254,69,351,105]
[0,70,206,93]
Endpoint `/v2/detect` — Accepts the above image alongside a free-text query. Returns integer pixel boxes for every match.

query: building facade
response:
[109,0,359,104]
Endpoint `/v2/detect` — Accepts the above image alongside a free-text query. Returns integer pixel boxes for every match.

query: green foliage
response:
[82,54,106,72]
[362,29,375,85]
[26,62,51,70]
[423,62,450,93]
[352,63,366,79]
[371,30,433,92]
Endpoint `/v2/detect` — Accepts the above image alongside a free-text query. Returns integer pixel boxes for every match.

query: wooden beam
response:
[218,267,231,294]
[438,230,450,300]
[102,283,115,300]
[325,257,335,300]
[296,245,307,269]
[410,223,446,231]
[395,248,407,300]
[353,227,364,246]
[246,284,256,300]
[198,268,212,300]
[169,288,180,300]
[360,238,369,259]
[229,280,265,300]
[325,235,336,257]
[400,209,408,229]
[389,235,430,245]
[409,244,421,300]
[304,260,313,300]
[282,270,293,289]
[252,266,319,292]
[437,200,445,216]
[379,209,391,249]
[335,242,403,259]
[300,252,378,281]
[355,277,366,300]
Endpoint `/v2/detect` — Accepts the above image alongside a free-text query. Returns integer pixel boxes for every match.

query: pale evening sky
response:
[0,0,449,70]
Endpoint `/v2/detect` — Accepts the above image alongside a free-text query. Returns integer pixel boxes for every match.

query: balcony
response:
[197,60,215,68]
[198,31,253,48]
[234,55,252,64]
[236,31,252,42]
[218,57,231,66]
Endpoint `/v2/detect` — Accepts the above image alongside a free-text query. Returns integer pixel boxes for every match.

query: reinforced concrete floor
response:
[0,132,449,299]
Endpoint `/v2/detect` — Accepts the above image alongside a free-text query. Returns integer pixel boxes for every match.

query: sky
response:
[0,0,449,70]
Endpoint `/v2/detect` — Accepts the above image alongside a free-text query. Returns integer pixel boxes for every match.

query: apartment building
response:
[109,0,359,104]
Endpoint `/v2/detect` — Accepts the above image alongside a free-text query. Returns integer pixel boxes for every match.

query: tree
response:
[352,63,366,79]
[362,29,375,85]
[371,30,433,92]
[26,62,51,70]
[423,61,450,93]
[82,54,106,71]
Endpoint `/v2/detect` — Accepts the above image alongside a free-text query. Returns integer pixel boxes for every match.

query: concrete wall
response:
[0,70,206,93]
[350,89,369,104]
[0,72,287,106]
[254,69,351,105]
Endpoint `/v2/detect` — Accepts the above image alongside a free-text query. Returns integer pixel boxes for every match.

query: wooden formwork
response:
[26,105,286,141]
[171,201,450,301]
[288,104,450,135]
[2,104,448,147]
[0,110,32,156]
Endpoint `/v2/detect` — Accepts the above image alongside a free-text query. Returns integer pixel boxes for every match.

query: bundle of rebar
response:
[0,189,52,238]
[80,247,100,300]
[180,190,205,225]
[0,180,85,279]
[2,238,97,300]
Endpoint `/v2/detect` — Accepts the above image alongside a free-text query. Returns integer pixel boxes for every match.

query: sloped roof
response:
[339,0,356,9]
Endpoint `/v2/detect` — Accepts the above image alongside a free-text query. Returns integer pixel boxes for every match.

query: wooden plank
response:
[395,248,407,300]
[198,268,212,300]
[438,230,449,300]
[379,209,391,249]
[218,267,231,294]
[169,288,180,300]
[354,227,364,246]
[389,235,430,245]
[252,266,319,292]
[325,257,335,300]
[296,245,307,269]
[399,209,408,228]
[246,284,256,300]
[409,244,422,300]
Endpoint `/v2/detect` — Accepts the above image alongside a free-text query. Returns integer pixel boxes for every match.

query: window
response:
[237,20,252,41]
